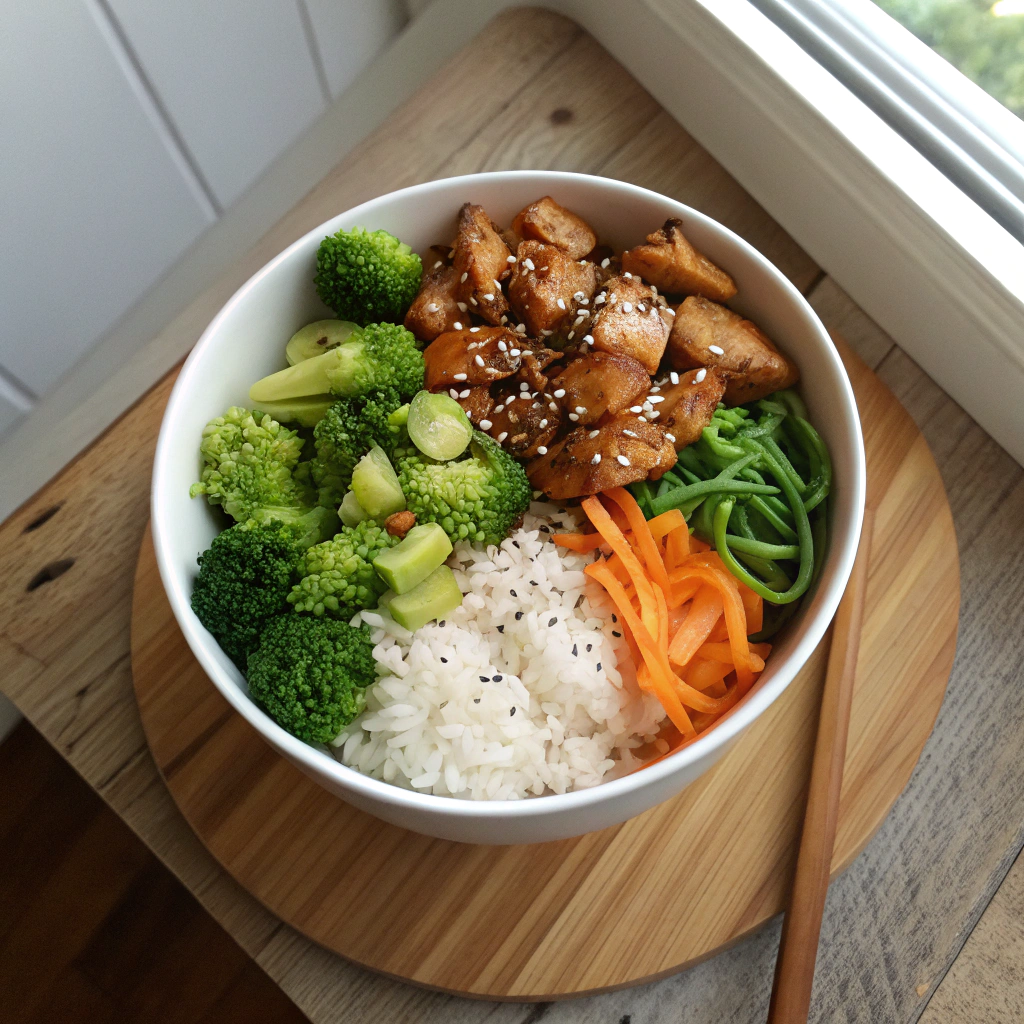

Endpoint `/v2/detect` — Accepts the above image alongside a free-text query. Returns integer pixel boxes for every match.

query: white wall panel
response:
[0,376,33,439]
[106,0,328,209]
[302,0,407,99]
[0,0,214,397]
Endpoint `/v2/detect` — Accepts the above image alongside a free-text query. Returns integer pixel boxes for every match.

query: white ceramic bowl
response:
[152,171,865,845]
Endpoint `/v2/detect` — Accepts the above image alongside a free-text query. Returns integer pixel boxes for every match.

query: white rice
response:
[332,502,667,799]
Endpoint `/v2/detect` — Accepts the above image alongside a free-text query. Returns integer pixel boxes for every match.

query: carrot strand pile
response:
[579,488,770,754]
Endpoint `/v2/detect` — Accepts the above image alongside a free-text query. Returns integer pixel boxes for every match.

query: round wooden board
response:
[131,338,958,1000]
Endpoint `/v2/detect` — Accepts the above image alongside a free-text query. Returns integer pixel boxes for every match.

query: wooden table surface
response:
[2,9,1023,1023]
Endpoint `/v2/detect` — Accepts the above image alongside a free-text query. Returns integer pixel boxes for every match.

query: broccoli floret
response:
[309,389,405,505]
[396,431,532,546]
[247,614,375,744]
[324,322,424,400]
[189,407,313,522]
[190,509,337,668]
[315,227,422,326]
[287,519,399,618]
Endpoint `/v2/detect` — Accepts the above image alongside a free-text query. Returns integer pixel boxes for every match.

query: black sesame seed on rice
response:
[493,675,502,682]
[438,620,446,627]
[474,698,481,703]
[596,663,603,671]
[515,611,523,620]
[480,675,490,682]
[611,614,618,623]
[439,700,448,709]
[497,624,505,633]
[512,540,520,548]
[440,657,448,663]
[586,644,593,652]
[510,707,516,716]
[612,631,621,638]
[572,644,578,657]
[510,589,517,597]
[548,616,557,627]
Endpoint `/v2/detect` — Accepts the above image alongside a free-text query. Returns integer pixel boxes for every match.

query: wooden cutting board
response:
[130,335,958,1000]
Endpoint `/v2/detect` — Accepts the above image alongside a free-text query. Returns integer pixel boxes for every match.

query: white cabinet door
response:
[0,0,214,397]
[106,0,328,208]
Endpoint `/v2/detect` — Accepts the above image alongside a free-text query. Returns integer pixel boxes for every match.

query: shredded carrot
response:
[668,585,724,666]
[576,487,772,756]
[553,532,605,553]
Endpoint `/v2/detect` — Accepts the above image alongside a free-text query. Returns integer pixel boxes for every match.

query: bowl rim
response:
[152,169,866,822]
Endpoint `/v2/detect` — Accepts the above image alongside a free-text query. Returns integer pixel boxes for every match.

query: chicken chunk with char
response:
[652,367,728,449]
[622,218,737,304]
[484,382,561,459]
[527,417,676,500]
[423,327,521,391]
[403,246,462,343]
[512,196,597,260]
[666,296,799,405]
[452,203,512,325]
[507,241,598,338]
[450,385,494,426]
[587,274,670,374]
[548,351,650,427]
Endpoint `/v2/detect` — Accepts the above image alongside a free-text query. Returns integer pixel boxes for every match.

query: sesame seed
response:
[666,432,676,442]
[441,656,448,663]
[506,394,516,403]
[549,402,558,411]
[498,340,507,351]
[665,307,676,315]
[495,279,502,288]
[649,410,660,419]
[540,266,548,272]
[575,406,586,414]
[568,413,579,421]
[449,388,459,398]
[483,293,495,301]
[596,662,602,671]
[601,258,610,268]
[520,382,529,391]
[540,419,549,428]
[622,301,633,313]
[426,302,439,312]
[540,329,553,336]
[568,332,575,340]
[709,344,725,355]
[537,445,548,455]
[454,372,467,381]
[573,291,585,301]
[449,249,455,258]
[617,455,630,466]
[649,395,665,403]
[460,272,468,282]
[457,302,468,312]
[553,388,566,398]
[670,372,680,384]
[494,404,505,414]
[651,385,661,392]
[629,405,643,413]
[591,453,602,464]
[434,260,443,269]
[507,254,516,263]
[623,271,633,279]
[470,297,478,305]
[574,315,585,325]
[515,324,526,334]
[695,368,707,383]
[524,258,535,270]
[622,429,637,437]
[637,303,646,311]
[474,354,485,367]
[470,326,481,333]
[511,346,522,355]
[459,388,471,398]
[479,419,492,430]
[580,297,589,305]
[498,432,508,442]
[480,675,489,682]
[583,334,594,344]
[556,298,566,310]
[642,401,653,412]
[453,321,463,330]
[501,316,508,324]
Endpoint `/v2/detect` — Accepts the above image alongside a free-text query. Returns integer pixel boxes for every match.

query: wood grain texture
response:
[127,340,956,999]
[0,8,1019,1022]
[768,511,873,1024]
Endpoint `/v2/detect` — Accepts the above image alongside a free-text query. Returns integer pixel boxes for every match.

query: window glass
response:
[873,0,1024,119]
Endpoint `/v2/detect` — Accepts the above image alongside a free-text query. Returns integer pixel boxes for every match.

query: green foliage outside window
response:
[874,0,1024,119]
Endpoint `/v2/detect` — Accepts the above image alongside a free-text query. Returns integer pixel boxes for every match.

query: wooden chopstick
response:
[767,508,874,1023]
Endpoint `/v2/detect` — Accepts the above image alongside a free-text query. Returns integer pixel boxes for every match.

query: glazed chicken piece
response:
[452,203,513,325]
[512,196,598,260]
[450,385,494,426]
[588,274,670,374]
[423,327,521,391]
[484,381,561,458]
[507,241,598,338]
[549,351,650,427]
[404,246,462,343]
[666,296,799,405]
[652,367,729,448]
[622,219,737,304]
[527,418,675,500]
[516,348,563,393]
